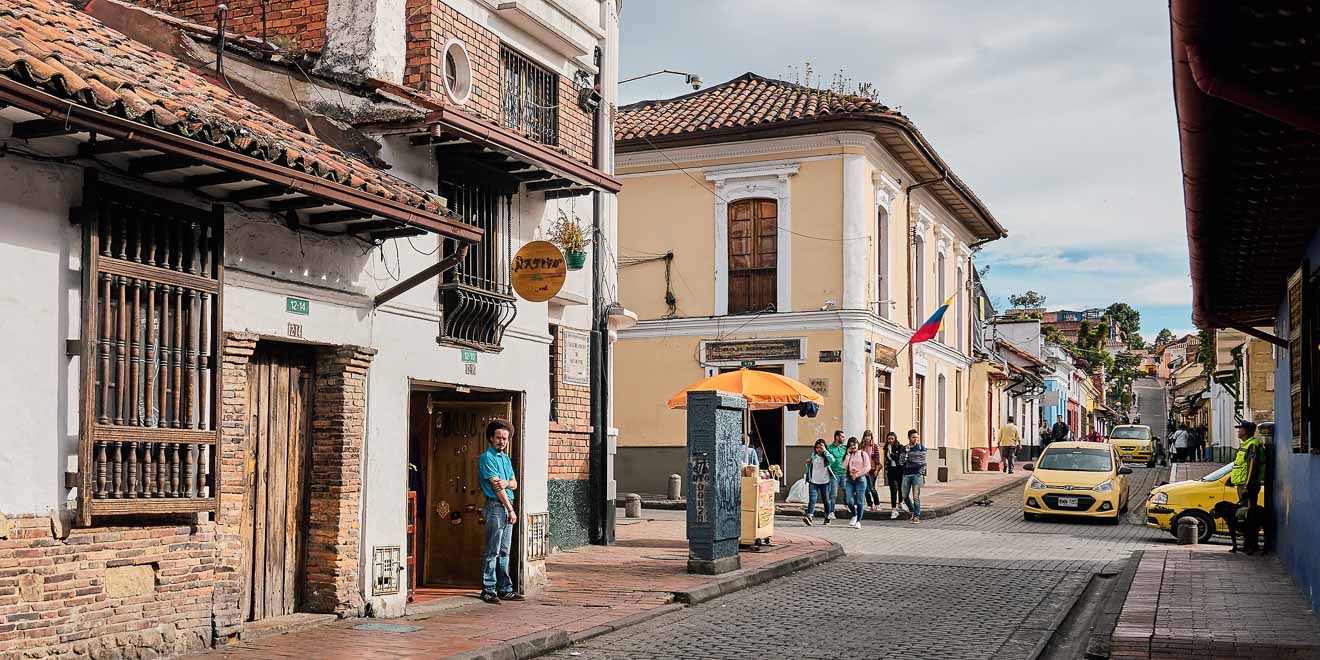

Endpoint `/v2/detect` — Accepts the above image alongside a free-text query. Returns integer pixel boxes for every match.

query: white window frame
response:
[707,163,798,316]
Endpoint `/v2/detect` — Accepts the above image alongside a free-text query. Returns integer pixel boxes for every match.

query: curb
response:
[446,540,844,659]
[1084,551,1143,659]
[923,475,1030,519]
[673,542,844,605]
[1025,572,1098,660]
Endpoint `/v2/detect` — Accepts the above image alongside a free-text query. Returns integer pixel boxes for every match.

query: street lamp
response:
[620,69,703,89]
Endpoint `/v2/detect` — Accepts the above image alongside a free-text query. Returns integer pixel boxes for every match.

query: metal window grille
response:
[438,180,517,351]
[501,46,558,146]
[548,325,559,422]
[372,545,401,595]
[526,512,549,560]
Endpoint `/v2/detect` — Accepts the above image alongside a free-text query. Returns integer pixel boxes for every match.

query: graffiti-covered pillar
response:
[685,390,745,575]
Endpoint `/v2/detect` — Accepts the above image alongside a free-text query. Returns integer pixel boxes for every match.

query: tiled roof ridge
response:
[0,0,442,212]
[620,71,882,112]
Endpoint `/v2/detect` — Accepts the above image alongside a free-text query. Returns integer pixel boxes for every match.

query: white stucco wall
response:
[0,156,82,516]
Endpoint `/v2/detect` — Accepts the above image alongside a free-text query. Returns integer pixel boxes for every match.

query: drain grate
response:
[351,623,423,633]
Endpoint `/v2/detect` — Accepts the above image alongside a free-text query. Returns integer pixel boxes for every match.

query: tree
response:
[1154,328,1175,347]
[1105,302,1142,341]
[1010,290,1047,309]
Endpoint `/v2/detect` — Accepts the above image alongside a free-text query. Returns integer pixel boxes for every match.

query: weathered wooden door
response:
[424,401,513,587]
[728,198,778,315]
[241,344,313,621]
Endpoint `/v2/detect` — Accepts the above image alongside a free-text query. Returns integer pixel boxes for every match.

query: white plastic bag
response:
[785,478,809,503]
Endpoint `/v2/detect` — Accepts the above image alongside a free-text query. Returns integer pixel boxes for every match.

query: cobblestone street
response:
[551,467,1182,659]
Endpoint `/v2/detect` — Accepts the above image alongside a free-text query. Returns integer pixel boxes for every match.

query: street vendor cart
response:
[668,368,823,551]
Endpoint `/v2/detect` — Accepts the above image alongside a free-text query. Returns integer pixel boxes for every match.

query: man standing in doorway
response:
[997,415,1021,474]
[1051,415,1070,445]
[827,430,847,514]
[478,420,524,604]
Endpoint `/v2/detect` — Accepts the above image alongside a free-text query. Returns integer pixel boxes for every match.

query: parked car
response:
[1107,424,1156,468]
[1022,442,1133,524]
[1145,462,1265,544]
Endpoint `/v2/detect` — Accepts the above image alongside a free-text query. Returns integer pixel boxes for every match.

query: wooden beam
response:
[128,154,197,175]
[11,119,76,139]
[515,170,556,182]
[525,178,575,192]
[226,184,290,202]
[78,139,151,157]
[374,244,469,308]
[410,134,464,147]
[543,187,593,200]
[268,196,333,212]
[304,209,371,225]
[342,220,398,234]
[184,171,248,188]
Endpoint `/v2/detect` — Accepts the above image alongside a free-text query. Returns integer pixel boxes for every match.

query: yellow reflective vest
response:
[1232,435,1264,487]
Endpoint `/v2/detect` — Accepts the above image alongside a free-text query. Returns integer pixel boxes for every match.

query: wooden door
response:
[424,401,514,587]
[241,344,313,622]
[728,198,778,315]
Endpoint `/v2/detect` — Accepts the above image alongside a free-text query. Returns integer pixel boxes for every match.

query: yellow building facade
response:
[611,75,1006,494]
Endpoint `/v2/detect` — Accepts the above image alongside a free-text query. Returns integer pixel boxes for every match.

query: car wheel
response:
[1024,512,1038,522]
[1177,511,1215,544]
[1147,459,1156,469]
[1108,512,1122,525]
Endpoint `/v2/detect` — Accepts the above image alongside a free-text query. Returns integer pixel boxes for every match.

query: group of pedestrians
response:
[802,429,928,528]
[1168,423,1210,463]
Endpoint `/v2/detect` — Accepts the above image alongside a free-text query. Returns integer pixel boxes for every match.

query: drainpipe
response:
[904,172,946,387]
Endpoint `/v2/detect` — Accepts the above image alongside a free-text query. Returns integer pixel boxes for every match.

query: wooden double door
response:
[241,344,313,622]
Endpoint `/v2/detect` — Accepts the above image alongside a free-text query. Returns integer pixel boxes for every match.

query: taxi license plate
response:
[1058,497,1079,508]
[1121,451,1133,458]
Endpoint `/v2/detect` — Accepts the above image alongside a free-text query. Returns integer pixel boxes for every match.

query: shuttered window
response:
[1290,265,1306,452]
[76,175,222,524]
[728,198,777,315]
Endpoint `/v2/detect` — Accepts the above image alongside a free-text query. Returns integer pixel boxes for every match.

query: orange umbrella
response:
[667,368,825,411]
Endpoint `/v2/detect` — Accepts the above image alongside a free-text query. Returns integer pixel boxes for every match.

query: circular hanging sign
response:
[511,240,568,302]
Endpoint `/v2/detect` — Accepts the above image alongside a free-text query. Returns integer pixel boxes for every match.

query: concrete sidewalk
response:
[630,470,1028,520]
[1108,547,1320,659]
[188,519,840,660]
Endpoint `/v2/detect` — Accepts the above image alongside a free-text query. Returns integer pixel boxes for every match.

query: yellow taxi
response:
[1022,441,1132,524]
[1145,462,1265,544]
[1107,424,1156,468]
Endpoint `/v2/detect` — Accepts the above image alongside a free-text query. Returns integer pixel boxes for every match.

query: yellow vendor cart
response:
[740,474,776,547]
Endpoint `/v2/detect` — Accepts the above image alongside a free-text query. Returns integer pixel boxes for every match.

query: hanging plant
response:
[548,209,591,271]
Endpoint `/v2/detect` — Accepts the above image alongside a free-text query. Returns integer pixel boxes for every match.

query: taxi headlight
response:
[1094,479,1114,493]
[1029,477,1047,490]
[1151,492,1168,505]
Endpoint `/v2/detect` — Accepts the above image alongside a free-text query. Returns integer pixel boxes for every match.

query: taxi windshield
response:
[1038,448,1114,472]
[1200,463,1233,482]
[1110,427,1150,440]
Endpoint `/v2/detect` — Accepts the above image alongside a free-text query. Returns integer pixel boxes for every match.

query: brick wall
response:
[549,326,591,480]
[304,345,374,614]
[0,516,215,658]
[138,0,328,53]
[403,0,595,165]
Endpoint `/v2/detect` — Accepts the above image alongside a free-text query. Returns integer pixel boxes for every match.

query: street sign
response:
[740,360,756,368]
[460,349,478,363]
[286,297,310,315]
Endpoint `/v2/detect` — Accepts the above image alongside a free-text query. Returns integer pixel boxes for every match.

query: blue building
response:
[1173,0,1320,610]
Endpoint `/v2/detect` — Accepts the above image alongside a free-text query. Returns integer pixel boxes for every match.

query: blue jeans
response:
[844,476,867,521]
[482,501,514,594]
[806,481,835,520]
[902,474,923,518]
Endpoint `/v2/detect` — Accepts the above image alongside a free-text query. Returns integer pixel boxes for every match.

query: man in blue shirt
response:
[478,419,523,603]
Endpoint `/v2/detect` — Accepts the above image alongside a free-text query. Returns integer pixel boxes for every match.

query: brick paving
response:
[185,519,833,660]
[546,555,1093,660]
[1111,548,1320,659]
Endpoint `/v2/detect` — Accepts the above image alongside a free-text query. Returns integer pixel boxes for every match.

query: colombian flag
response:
[909,293,957,345]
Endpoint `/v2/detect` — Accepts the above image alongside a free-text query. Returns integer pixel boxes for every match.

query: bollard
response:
[1177,516,1200,545]
[624,493,642,518]
[667,474,682,501]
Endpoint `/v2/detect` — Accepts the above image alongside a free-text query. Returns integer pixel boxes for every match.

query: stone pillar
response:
[304,345,376,615]
[685,390,745,575]
[841,153,869,311]
[314,0,407,85]
[842,325,867,436]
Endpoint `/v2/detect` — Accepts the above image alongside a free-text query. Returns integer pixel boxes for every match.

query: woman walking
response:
[801,439,837,526]
[883,432,907,519]
[862,431,883,512]
[842,437,872,528]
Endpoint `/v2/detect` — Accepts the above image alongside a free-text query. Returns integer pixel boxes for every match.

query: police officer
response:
[1231,421,1266,555]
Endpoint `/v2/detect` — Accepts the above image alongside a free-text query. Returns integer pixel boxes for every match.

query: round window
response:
[442,40,472,105]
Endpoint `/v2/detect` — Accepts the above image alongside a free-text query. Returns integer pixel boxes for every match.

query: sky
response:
[617,1,1192,342]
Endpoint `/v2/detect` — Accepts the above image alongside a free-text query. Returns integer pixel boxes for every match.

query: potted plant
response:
[548,210,591,271]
